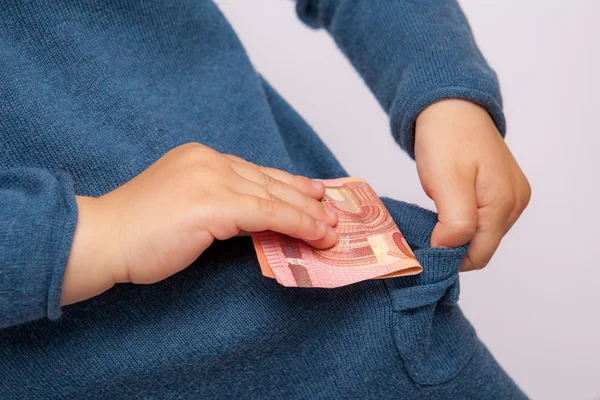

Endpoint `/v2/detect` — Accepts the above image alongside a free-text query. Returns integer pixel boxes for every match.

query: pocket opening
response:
[381,197,477,386]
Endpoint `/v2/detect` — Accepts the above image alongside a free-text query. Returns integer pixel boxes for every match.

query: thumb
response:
[428,169,478,249]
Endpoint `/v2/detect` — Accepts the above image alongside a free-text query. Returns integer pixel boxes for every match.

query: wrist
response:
[416,99,490,129]
[61,195,121,305]
[415,99,500,153]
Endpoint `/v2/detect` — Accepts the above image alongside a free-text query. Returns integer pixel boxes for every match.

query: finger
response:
[302,232,340,250]
[229,194,338,248]
[225,155,325,199]
[460,191,522,271]
[230,175,337,227]
[429,169,479,249]
[460,227,503,271]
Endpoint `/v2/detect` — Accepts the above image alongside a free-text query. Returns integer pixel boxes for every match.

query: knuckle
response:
[447,220,477,239]
[315,203,328,220]
[178,142,208,158]
[262,173,277,193]
[505,178,532,223]
[475,260,490,270]
[297,211,314,235]
[211,221,240,241]
[256,165,270,176]
[175,143,217,166]
[473,239,501,270]
[257,196,277,218]
[476,252,495,269]
[299,209,310,226]
[466,254,490,271]
[297,176,313,190]
[178,142,206,152]
[256,185,270,200]
[298,190,311,209]
[224,153,245,163]
[520,179,532,208]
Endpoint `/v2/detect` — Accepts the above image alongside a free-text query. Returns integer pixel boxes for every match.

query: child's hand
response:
[414,99,531,271]
[62,143,338,305]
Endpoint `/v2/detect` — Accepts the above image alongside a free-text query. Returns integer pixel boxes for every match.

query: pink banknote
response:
[252,177,422,288]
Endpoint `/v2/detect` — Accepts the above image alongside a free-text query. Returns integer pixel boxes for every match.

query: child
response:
[0,0,530,398]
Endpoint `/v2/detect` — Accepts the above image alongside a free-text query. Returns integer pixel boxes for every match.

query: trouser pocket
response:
[381,197,477,386]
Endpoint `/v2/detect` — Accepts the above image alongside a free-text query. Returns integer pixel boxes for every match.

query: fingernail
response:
[316,220,326,231]
[430,240,447,249]
[312,180,325,191]
[324,205,336,218]
[327,225,336,237]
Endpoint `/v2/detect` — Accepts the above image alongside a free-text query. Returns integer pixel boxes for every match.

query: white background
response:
[218,1,600,399]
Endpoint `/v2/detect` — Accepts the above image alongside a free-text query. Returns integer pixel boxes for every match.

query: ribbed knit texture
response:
[0,1,525,398]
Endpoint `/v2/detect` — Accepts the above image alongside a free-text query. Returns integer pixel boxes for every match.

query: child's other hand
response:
[62,143,338,305]
[414,99,531,272]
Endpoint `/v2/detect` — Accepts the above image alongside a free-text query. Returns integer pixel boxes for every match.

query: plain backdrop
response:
[217,1,600,399]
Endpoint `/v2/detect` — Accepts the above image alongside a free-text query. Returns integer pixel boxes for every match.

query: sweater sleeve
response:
[296,0,506,159]
[0,168,78,329]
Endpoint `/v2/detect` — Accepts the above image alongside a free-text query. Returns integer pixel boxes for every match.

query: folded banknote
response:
[251,177,422,288]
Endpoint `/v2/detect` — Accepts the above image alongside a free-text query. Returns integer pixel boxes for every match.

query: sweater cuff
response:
[390,69,506,159]
[0,169,78,328]
[47,173,79,321]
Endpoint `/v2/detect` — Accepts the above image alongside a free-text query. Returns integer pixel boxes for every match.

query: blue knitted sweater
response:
[0,1,526,398]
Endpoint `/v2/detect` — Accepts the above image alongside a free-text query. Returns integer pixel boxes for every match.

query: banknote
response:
[252,177,422,288]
